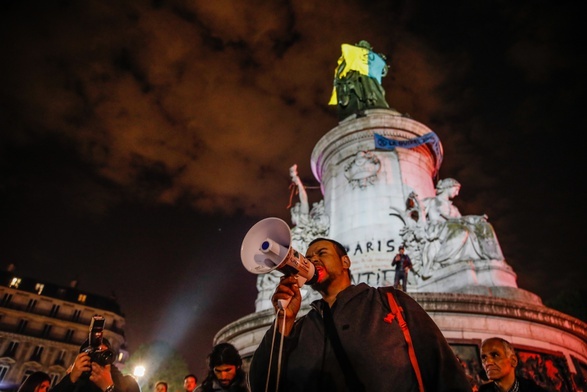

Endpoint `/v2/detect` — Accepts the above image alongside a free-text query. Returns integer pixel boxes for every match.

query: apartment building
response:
[0,269,127,391]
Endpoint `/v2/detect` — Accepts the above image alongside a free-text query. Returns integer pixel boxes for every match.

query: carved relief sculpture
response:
[394,179,505,281]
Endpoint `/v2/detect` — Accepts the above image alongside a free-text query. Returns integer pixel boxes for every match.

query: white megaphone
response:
[241,217,318,308]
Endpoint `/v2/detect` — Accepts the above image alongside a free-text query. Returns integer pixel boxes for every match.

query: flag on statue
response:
[329,43,387,105]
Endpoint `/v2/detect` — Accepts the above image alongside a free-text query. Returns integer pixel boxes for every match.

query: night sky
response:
[1,0,584,379]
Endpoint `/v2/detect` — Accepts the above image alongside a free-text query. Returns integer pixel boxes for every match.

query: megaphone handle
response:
[276,274,308,313]
[277,298,290,310]
[295,274,308,287]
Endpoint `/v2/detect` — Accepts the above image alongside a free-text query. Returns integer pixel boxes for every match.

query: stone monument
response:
[216,42,587,390]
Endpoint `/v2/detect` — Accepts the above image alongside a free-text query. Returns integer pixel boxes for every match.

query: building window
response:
[49,372,60,386]
[35,283,45,295]
[54,349,67,366]
[21,369,34,384]
[4,341,19,358]
[1,293,13,306]
[50,304,60,317]
[77,294,87,304]
[65,329,75,343]
[30,345,44,362]
[26,299,38,311]
[17,319,28,333]
[9,277,21,288]
[72,309,81,321]
[42,324,53,338]
[0,364,10,381]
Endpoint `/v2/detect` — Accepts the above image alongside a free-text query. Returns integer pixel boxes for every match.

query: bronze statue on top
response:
[329,40,390,120]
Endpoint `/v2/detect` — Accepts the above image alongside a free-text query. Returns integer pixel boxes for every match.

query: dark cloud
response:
[1,0,583,376]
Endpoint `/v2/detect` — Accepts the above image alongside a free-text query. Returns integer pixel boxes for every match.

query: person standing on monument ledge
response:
[392,244,413,291]
[479,337,550,392]
[248,237,471,392]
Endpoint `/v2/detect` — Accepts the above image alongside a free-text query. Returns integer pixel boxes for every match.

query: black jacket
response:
[249,284,471,392]
[478,377,550,392]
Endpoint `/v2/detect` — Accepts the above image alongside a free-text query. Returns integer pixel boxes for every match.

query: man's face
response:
[155,384,167,392]
[35,381,51,392]
[184,377,196,391]
[306,240,348,289]
[213,364,238,387]
[480,340,517,382]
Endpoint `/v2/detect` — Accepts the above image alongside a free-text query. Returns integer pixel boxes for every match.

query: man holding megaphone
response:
[248,237,471,392]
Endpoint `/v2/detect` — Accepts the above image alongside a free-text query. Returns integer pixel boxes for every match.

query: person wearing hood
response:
[195,343,248,392]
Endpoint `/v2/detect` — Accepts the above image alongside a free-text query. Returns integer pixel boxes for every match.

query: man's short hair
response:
[399,245,405,250]
[482,337,516,358]
[155,381,168,390]
[184,374,197,383]
[308,238,348,257]
[307,238,351,279]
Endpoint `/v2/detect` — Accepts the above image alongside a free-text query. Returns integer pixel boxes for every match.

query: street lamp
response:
[133,365,146,385]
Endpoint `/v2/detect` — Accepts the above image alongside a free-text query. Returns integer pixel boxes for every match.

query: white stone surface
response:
[226,108,587,380]
[252,108,519,310]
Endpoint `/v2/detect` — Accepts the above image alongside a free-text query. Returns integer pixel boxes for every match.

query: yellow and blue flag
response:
[329,43,387,105]
[338,43,386,83]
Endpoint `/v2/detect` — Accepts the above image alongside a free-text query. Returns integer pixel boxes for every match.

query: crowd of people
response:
[16,235,557,392]
[13,341,247,392]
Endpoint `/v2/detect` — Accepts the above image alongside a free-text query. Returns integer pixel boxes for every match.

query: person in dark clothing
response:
[391,245,412,291]
[18,371,51,392]
[479,337,549,392]
[248,237,471,392]
[195,343,248,392]
[154,382,167,392]
[184,375,198,392]
[50,338,140,392]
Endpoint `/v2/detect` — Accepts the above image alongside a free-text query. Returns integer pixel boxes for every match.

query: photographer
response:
[51,338,140,392]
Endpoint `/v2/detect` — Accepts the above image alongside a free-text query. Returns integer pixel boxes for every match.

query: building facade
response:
[0,268,127,391]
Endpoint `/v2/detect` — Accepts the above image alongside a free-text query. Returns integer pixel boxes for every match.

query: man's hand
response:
[272,275,302,336]
[90,363,115,391]
[68,352,91,383]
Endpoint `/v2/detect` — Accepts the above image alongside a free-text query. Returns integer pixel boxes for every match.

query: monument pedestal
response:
[225,109,587,389]
[217,292,587,386]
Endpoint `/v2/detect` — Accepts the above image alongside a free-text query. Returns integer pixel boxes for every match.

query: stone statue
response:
[255,165,330,310]
[395,179,505,280]
[420,178,504,276]
[288,164,329,251]
[289,164,310,227]
[329,40,390,121]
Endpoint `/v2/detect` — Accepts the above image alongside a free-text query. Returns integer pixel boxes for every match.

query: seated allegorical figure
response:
[418,178,504,278]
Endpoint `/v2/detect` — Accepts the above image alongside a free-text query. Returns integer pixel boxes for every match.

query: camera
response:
[82,315,115,367]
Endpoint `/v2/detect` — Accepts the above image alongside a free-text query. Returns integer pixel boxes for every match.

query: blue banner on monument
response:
[374,132,442,172]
